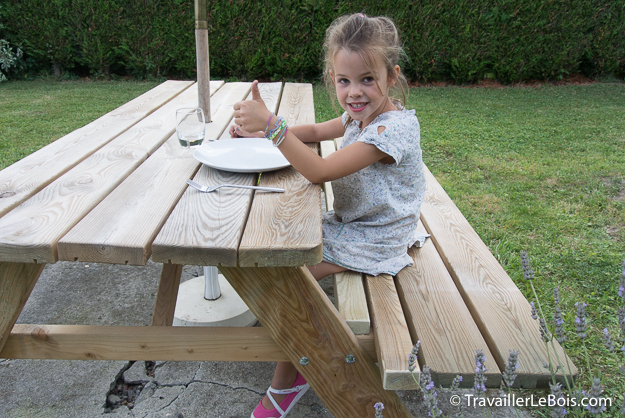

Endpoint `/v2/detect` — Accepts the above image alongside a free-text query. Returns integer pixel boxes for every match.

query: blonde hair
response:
[323,13,409,126]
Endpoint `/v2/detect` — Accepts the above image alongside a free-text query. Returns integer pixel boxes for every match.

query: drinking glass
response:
[176,108,206,147]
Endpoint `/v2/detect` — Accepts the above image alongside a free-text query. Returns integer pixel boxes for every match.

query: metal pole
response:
[203,266,221,300]
[195,0,211,122]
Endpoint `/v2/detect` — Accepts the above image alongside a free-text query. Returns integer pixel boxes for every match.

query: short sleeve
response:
[357,110,416,166]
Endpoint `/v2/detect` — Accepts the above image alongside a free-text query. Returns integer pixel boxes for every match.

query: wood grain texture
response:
[0,80,195,219]
[334,271,370,335]
[56,82,248,265]
[218,82,283,140]
[238,83,322,267]
[420,164,577,388]
[365,273,417,390]
[151,264,183,326]
[0,262,45,352]
[396,222,500,388]
[151,164,257,267]
[1,324,375,362]
[220,265,411,418]
[0,83,211,264]
[319,139,337,211]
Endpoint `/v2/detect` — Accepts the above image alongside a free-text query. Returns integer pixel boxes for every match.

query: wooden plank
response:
[1,324,376,362]
[238,83,322,267]
[396,221,500,388]
[365,273,417,390]
[218,82,283,140]
[0,83,215,265]
[151,83,285,267]
[334,271,370,335]
[151,264,183,326]
[319,139,337,211]
[57,82,255,266]
[0,262,45,352]
[0,80,195,218]
[220,265,411,418]
[420,164,577,388]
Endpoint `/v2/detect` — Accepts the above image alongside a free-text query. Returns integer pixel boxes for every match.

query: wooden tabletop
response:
[0,81,322,269]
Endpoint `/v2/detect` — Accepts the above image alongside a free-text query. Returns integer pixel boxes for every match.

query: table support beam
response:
[0,262,45,352]
[220,265,412,418]
[1,324,375,362]
[151,263,183,326]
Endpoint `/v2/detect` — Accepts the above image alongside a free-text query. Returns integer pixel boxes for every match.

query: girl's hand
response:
[233,81,272,134]
[228,124,262,138]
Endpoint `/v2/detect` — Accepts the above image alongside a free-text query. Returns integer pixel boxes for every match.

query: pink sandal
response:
[251,372,310,418]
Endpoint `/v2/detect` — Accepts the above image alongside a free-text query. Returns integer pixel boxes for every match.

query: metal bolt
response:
[299,357,309,366]
[345,354,356,364]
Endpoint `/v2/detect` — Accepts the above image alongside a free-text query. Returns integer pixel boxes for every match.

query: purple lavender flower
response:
[473,349,487,396]
[539,316,552,342]
[620,346,625,374]
[553,307,566,344]
[621,393,625,415]
[374,402,384,418]
[549,382,567,417]
[520,251,534,280]
[553,287,560,305]
[619,307,625,338]
[408,340,420,372]
[420,366,441,417]
[603,328,615,353]
[450,375,463,394]
[408,353,418,373]
[575,302,588,339]
[530,301,538,320]
[585,377,606,414]
[502,350,519,387]
[619,260,625,300]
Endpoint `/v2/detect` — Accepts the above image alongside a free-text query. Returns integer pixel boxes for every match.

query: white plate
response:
[193,138,290,173]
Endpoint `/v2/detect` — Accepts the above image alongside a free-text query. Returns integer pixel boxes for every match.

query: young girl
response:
[232,13,426,418]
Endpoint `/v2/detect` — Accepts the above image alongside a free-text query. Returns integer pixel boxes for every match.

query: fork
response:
[186,179,284,193]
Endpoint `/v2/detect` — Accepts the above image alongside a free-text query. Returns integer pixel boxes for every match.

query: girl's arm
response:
[229,115,344,143]
[233,81,390,184]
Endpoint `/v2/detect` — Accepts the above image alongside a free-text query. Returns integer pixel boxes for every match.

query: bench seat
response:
[319,137,577,390]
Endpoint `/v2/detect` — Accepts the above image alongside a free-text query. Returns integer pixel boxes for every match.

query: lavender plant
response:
[374,402,384,418]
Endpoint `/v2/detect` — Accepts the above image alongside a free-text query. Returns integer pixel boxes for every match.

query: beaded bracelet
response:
[267,119,287,142]
[267,116,284,139]
[264,112,274,137]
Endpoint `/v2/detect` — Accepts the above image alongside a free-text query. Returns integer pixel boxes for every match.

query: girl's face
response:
[331,49,399,129]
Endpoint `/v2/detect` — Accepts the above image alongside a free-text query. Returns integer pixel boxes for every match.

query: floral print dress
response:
[322,108,427,276]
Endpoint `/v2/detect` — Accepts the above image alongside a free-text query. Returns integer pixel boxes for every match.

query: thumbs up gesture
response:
[232,80,272,134]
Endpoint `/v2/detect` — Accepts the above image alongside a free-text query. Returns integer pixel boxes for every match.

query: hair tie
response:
[359,13,365,18]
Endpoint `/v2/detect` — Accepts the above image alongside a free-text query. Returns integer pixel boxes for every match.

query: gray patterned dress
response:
[322,108,426,276]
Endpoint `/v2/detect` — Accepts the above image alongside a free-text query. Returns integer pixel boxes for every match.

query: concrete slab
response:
[0,260,531,418]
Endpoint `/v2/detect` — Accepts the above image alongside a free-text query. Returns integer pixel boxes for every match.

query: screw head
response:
[345,354,356,364]
[299,357,310,366]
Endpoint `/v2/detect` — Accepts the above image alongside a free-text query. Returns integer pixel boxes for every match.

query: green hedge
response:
[2,0,624,83]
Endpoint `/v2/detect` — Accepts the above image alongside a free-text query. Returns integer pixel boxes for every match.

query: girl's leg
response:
[260,262,348,410]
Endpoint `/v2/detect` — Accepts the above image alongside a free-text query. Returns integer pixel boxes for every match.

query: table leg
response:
[220,265,412,418]
[151,263,183,326]
[0,262,46,352]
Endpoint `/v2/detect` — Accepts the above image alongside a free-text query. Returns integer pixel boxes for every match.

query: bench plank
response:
[396,222,500,387]
[238,83,322,268]
[365,273,418,390]
[0,83,206,264]
[57,81,258,266]
[0,80,195,219]
[334,271,370,335]
[420,164,577,388]
[2,324,376,362]
[151,83,285,267]
[319,139,337,211]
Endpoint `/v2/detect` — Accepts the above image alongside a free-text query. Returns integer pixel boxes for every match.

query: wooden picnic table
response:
[0,80,576,417]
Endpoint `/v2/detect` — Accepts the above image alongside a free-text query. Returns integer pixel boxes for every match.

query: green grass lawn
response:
[3,79,625,415]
